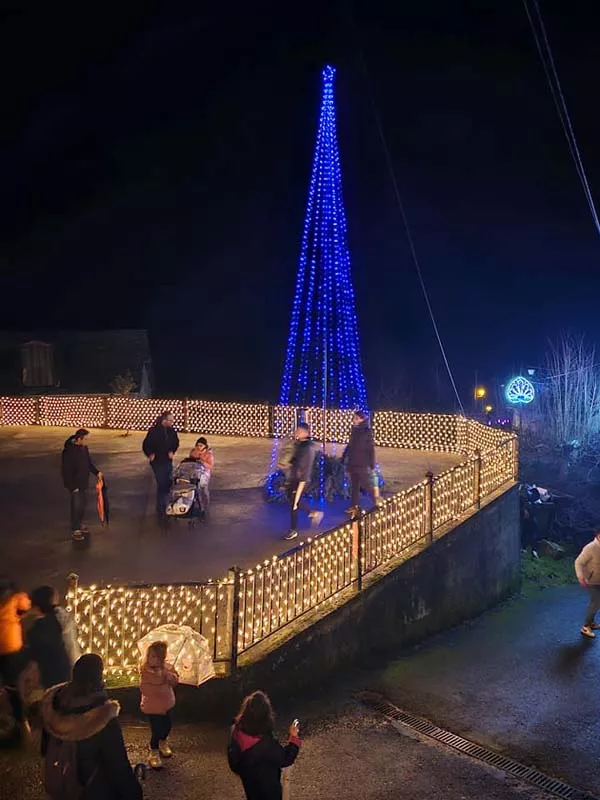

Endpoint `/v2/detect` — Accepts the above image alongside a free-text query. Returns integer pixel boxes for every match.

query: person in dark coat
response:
[227,690,301,800]
[142,411,180,517]
[343,410,377,516]
[280,423,323,541]
[25,585,80,690]
[41,653,142,800]
[61,429,102,540]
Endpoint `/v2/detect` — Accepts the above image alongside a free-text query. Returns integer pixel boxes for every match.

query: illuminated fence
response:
[64,430,516,673]
[0,394,513,456]
[107,398,185,431]
[271,405,354,443]
[0,393,517,672]
[188,400,270,438]
[236,523,356,654]
[362,481,427,575]
[66,575,234,682]
[0,396,36,425]
[39,395,106,428]
[373,411,462,452]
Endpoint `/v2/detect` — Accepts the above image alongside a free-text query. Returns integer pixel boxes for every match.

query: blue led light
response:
[277,64,368,414]
[505,376,535,405]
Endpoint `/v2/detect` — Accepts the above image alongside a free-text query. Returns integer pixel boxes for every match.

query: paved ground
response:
[0,426,460,589]
[371,583,600,797]
[0,698,555,800]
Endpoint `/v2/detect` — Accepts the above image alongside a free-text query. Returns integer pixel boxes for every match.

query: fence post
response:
[512,436,519,482]
[352,517,364,592]
[34,396,41,425]
[268,404,275,438]
[473,450,481,510]
[228,566,241,673]
[424,471,434,544]
[65,572,79,616]
[102,396,109,429]
[183,398,190,433]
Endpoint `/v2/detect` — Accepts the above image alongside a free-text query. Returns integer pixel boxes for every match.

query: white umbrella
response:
[137,624,215,687]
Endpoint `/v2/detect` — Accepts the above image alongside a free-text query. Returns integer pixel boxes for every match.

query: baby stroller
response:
[166,459,209,525]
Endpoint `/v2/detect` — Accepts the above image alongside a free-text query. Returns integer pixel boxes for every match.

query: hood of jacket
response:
[234,727,262,753]
[42,683,120,742]
[232,728,276,764]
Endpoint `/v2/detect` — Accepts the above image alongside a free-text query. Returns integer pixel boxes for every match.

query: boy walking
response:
[281,423,323,541]
[575,531,600,638]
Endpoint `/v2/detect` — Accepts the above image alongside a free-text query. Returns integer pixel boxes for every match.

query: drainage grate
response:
[358,693,597,800]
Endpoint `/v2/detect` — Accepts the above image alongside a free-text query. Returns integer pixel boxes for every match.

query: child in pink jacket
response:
[140,640,179,769]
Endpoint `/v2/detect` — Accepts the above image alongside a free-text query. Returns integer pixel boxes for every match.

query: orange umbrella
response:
[96,476,109,525]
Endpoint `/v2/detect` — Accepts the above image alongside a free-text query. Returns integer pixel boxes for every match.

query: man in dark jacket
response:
[343,410,377,517]
[41,653,141,800]
[61,429,101,541]
[142,411,179,517]
[281,423,323,541]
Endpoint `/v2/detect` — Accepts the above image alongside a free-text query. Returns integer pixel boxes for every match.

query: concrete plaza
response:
[0,426,461,590]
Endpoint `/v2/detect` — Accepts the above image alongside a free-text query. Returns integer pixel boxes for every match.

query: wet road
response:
[373,585,599,796]
[0,699,555,800]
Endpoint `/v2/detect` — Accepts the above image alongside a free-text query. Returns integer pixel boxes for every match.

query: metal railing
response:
[0,393,518,674]
[0,394,512,454]
[65,575,234,681]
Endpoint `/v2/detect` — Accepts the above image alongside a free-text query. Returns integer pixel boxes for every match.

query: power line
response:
[522,0,600,236]
[347,12,466,415]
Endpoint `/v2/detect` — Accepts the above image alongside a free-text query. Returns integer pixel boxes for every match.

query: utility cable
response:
[347,11,466,415]
[522,0,600,235]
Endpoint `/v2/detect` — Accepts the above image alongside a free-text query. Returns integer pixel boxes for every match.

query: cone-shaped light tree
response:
[277,65,368,416]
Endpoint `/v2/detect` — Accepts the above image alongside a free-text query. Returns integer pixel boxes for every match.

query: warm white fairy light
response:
[39,395,106,428]
[0,395,516,673]
[373,411,461,452]
[0,396,36,425]
[66,578,234,680]
[188,400,270,438]
[272,406,354,443]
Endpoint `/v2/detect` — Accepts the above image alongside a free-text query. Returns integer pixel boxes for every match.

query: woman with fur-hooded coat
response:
[41,654,141,800]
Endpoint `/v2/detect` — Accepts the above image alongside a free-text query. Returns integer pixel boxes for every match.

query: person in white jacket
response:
[574,532,600,638]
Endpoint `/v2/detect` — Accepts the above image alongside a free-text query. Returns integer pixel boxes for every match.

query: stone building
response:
[0,330,152,395]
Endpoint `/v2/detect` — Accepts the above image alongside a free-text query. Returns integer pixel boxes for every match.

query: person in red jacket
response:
[228,690,301,800]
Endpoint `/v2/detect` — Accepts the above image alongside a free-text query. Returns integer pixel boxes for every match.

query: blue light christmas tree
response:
[265,65,374,503]
[278,65,368,414]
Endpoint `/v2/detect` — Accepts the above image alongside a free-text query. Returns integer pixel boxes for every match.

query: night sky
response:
[2,2,599,409]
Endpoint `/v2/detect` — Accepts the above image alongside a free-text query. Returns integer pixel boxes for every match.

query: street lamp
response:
[474,386,487,400]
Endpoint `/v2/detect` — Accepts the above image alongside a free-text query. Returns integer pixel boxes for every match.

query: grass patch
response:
[520,552,577,596]
[105,673,138,690]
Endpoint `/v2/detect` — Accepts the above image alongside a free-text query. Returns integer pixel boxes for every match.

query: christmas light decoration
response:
[39,395,106,428]
[275,65,368,437]
[0,396,36,425]
[505,376,535,405]
[47,403,518,673]
[373,411,462,452]
[187,400,270,438]
[66,577,234,681]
